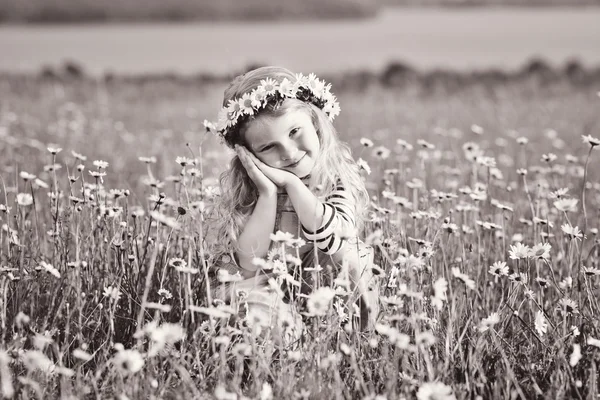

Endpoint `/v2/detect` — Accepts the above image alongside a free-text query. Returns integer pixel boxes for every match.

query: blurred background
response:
[0,0,599,191]
[1,0,599,77]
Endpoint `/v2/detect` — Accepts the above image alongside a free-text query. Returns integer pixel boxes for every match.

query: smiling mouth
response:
[287,154,305,168]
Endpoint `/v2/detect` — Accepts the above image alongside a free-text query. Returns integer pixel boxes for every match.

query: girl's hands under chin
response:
[236,145,297,190]
[236,145,277,196]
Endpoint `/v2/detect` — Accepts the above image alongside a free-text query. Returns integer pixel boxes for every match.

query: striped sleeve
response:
[301,180,357,255]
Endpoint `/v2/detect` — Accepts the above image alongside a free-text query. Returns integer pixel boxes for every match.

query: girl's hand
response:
[239,146,297,189]
[235,145,277,196]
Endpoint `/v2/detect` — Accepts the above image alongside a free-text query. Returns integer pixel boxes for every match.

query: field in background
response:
[1,71,600,398]
[0,0,599,23]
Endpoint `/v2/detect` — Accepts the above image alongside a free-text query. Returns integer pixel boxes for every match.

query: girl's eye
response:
[289,128,299,137]
[260,145,273,152]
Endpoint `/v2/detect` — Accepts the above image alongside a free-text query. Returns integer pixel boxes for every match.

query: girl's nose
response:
[280,144,299,161]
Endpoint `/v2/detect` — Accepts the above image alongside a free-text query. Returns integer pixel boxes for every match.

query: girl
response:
[206,66,379,344]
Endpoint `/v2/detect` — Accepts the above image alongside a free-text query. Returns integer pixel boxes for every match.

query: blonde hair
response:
[206,66,369,267]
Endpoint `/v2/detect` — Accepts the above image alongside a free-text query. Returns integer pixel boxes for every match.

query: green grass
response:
[1,73,600,399]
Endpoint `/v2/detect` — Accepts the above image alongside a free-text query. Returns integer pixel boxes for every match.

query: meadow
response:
[1,68,600,399]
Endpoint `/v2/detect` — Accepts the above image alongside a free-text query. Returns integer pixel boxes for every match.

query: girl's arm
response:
[285,177,356,255]
[234,192,278,272]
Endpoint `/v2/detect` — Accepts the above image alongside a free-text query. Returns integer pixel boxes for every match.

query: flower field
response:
[0,72,599,399]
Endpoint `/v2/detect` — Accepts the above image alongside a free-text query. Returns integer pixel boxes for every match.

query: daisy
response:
[357,158,371,175]
[534,311,547,337]
[535,277,549,288]
[471,124,484,135]
[269,230,296,245]
[509,243,530,260]
[307,73,325,97]
[561,224,583,240]
[112,348,144,375]
[431,277,448,310]
[508,272,527,285]
[278,78,296,97]
[529,243,551,261]
[582,134,600,147]
[238,93,255,115]
[306,287,336,317]
[251,88,266,107]
[47,146,62,155]
[417,382,456,400]
[396,138,413,151]
[558,298,579,314]
[168,258,187,268]
[103,286,121,301]
[71,150,87,161]
[451,267,476,290]
[203,119,216,132]
[554,198,578,212]
[479,312,500,332]
[323,99,341,120]
[259,78,278,95]
[373,146,391,160]
[360,137,374,147]
[516,137,529,145]
[582,266,600,276]
[489,261,509,277]
[16,193,33,207]
[549,187,569,198]
[225,98,242,120]
[570,344,582,367]
[93,160,109,169]
[417,139,435,149]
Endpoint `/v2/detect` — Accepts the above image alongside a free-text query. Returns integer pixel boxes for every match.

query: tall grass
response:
[0,74,599,399]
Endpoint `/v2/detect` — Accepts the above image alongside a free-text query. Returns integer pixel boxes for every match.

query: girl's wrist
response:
[258,188,278,198]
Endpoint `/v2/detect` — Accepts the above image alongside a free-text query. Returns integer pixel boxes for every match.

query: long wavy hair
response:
[206,66,369,268]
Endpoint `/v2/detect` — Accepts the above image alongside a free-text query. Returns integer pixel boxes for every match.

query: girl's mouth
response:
[287,154,305,168]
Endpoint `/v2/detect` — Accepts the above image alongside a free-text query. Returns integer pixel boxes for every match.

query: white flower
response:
[587,337,600,348]
[40,261,60,278]
[92,160,109,169]
[306,287,336,317]
[582,134,600,147]
[534,311,547,337]
[16,193,33,206]
[479,312,500,332]
[529,243,551,261]
[238,93,255,115]
[451,267,476,290]
[103,286,121,301]
[259,78,278,95]
[226,98,242,120]
[357,158,371,175]
[561,224,583,240]
[554,198,578,212]
[489,261,509,277]
[570,344,582,367]
[416,382,456,400]
[430,277,448,310]
[360,137,374,147]
[112,348,144,375]
[509,243,530,260]
[251,88,266,107]
[278,78,296,97]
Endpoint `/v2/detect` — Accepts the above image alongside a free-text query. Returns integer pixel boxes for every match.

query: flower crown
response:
[214,73,340,146]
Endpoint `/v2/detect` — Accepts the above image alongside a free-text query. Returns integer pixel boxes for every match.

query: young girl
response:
[206,66,379,344]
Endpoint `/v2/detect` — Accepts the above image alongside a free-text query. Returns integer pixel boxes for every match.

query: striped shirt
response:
[300,179,357,255]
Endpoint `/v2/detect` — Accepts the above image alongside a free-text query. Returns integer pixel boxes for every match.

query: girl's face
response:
[244,107,320,179]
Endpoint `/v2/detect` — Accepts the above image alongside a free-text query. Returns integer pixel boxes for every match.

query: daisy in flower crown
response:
[206,66,379,339]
